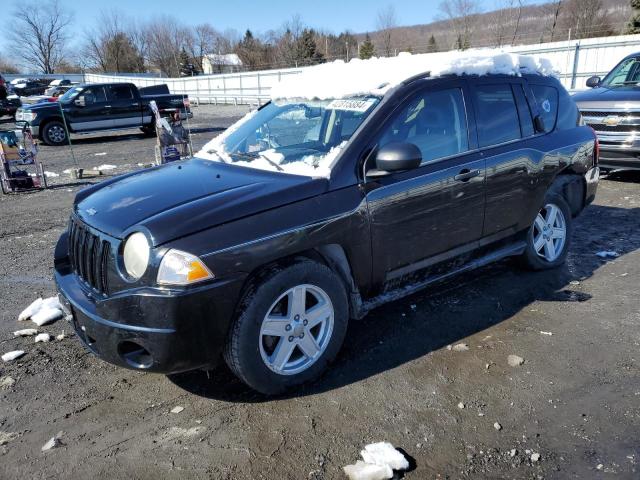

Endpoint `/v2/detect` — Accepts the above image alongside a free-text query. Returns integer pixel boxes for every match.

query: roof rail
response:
[402,71,431,85]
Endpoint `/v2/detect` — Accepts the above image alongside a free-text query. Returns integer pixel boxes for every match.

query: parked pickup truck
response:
[574,52,640,171]
[15,83,192,146]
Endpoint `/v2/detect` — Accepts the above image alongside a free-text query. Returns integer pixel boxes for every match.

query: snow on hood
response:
[270,50,558,100]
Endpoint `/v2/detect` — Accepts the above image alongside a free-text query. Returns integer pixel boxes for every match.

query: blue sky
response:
[2,0,545,57]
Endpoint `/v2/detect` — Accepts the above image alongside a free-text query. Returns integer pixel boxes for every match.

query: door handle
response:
[104,105,112,108]
[454,168,481,182]
[130,102,139,107]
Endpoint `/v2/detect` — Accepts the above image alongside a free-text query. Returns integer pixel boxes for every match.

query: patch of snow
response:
[2,350,25,362]
[596,250,619,259]
[170,406,185,414]
[35,333,52,343]
[94,152,107,156]
[0,432,19,446]
[0,376,16,388]
[198,109,258,162]
[41,432,63,451]
[44,171,59,177]
[19,298,43,321]
[94,164,116,170]
[360,442,409,471]
[494,422,503,431]
[452,343,469,352]
[56,331,66,341]
[507,354,525,367]
[343,460,393,480]
[31,307,63,326]
[13,328,38,337]
[540,331,553,336]
[271,51,557,101]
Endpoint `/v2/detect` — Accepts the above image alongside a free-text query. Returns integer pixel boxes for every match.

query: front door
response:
[64,86,111,132]
[365,81,486,284]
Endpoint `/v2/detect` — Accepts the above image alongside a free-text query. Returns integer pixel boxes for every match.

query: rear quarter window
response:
[530,84,559,132]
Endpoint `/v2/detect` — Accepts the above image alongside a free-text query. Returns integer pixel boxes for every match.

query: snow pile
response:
[18,297,63,326]
[271,51,557,100]
[343,442,409,480]
[13,329,38,337]
[94,164,116,171]
[2,351,25,362]
[35,333,52,343]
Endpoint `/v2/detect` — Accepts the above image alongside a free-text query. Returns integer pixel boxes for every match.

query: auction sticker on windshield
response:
[326,98,376,112]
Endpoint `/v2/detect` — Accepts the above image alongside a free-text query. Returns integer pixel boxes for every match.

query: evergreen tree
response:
[455,34,470,51]
[179,48,197,76]
[427,34,438,53]
[359,33,375,59]
[627,0,640,34]
[296,29,324,65]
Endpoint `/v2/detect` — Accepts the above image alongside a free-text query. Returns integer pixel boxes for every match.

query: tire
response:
[520,192,572,270]
[224,260,349,395]
[141,125,156,137]
[41,120,68,146]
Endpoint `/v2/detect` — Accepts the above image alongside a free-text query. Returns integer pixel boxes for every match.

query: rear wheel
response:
[41,120,67,146]
[224,260,348,395]
[520,193,572,270]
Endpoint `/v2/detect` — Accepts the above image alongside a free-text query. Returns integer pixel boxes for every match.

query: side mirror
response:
[586,76,601,88]
[74,96,85,107]
[533,114,546,133]
[368,142,422,177]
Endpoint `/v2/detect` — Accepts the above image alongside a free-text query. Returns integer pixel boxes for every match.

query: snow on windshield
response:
[270,50,557,100]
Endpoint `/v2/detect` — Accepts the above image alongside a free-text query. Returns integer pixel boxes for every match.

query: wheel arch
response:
[38,116,67,140]
[550,171,586,217]
[234,244,363,322]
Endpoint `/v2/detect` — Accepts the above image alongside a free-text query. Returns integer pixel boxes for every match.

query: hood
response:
[573,86,640,110]
[74,158,329,245]
[19,101,58,112]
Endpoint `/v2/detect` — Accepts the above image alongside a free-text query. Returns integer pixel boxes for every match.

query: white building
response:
[202,54,243,74]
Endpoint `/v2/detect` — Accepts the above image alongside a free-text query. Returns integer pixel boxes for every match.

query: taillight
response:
[589,126,599,166]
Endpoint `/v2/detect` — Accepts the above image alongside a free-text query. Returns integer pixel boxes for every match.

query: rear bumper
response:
[54,235,242,374]
[584,166,599,206]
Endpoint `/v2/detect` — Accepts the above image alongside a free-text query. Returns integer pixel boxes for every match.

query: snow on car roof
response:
[270,50,557,101]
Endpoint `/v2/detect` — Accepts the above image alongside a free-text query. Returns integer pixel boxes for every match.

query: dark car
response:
[574,53,640,171]
[12,80,48,97]
[15,82,191,145]
[54,68,599,394]
[0,75,21,118]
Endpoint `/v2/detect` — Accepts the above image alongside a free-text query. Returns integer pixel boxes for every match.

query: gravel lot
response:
[0,104,639,479]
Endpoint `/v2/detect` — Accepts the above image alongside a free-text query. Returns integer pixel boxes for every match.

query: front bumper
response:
[54,234,243,374]
[592,131,640,170]
[14,121,38,138]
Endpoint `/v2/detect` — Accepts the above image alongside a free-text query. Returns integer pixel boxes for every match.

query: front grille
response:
[68,217,111,294]
[591,124,639,133]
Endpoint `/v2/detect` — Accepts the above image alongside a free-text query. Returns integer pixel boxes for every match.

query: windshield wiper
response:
[206,147,227,163]
[229,151,284,172]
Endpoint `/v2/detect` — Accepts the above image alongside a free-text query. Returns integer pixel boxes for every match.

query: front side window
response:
[198,97,380,177]
[377,88,469,164]
[474,84,521,147]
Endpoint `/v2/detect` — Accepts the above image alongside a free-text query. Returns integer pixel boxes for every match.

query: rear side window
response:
[473,84,521,147]
[108,85,134,101]
[530,84,559,132]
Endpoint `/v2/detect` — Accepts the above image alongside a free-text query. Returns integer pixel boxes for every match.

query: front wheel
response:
[224,260,348,395]
[41,120,68,146]
[520,193,572,270]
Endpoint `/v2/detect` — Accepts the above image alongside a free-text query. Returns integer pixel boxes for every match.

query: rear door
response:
[64,86,111,132]
[469,78,542,240]
[365,80,487,283]
[106,84,142,128]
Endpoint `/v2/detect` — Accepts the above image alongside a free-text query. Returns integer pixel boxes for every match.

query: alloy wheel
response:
[533,203,567,262]
[259,284,334,376]
[48,125,66,143]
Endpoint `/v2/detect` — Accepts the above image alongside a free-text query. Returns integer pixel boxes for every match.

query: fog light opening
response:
[118,341,153,369]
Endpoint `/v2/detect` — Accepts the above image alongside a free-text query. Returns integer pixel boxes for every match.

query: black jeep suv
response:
[54,70,599,394]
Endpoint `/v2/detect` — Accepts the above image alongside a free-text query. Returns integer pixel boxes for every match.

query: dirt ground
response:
[0,105,638,479]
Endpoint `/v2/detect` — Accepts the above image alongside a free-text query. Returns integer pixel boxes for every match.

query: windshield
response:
[197,97,380,177]
[601,57,640,86]
[58,86,83,103]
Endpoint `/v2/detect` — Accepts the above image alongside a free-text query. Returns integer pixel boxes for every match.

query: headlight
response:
[22,111,36,121]
[123,232,150,280]
[157,249,213,285]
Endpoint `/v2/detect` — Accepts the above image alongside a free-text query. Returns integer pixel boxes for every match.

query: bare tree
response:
[185,23,220,73]
[561,0,611,39]
[376,5,398,57]
[542,0,563,41]
[9,0,73,73]
[144,17,191,76]
[0,54,20,74]
[84,10,145,73]
[438,0,481,49]
[489,0,526,47]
